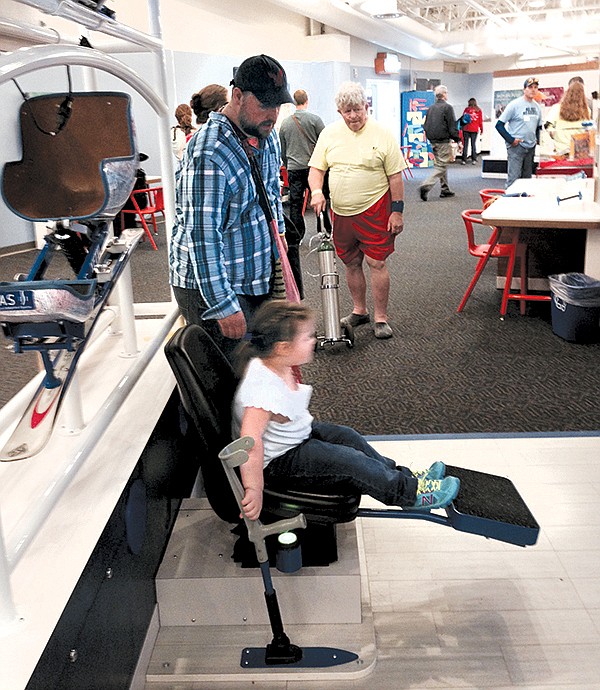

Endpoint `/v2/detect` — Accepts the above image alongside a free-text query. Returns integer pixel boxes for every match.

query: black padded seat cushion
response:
[164,324,360,526]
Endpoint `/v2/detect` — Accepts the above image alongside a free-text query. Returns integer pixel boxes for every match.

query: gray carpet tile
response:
[300,164,600,435]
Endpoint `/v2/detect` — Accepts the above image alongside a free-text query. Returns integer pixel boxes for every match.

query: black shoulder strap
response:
[292,114,313,145]
[228,119,276,225]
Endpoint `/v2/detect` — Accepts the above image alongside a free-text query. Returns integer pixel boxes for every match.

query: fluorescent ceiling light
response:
[360,0,402,19]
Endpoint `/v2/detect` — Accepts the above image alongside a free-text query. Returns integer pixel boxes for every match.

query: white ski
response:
[1,350,76,461]
[0,229,143,462]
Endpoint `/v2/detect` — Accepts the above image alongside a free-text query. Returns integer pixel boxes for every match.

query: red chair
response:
[279,165,289,188]
[301,188,310,216]
[400,145,413,179]
[457,209,528,316]
[120,186,164,250]
[479,188,505,208]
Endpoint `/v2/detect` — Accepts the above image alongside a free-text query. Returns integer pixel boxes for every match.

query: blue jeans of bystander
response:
[506,143,536,188]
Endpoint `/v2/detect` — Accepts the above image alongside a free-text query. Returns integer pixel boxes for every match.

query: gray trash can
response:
[549,273,600,343]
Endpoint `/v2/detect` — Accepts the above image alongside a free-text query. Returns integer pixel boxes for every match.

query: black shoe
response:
[374,322,393,339]
[419,187,428,201]
[341,312,370,327]
[440,190,455,198]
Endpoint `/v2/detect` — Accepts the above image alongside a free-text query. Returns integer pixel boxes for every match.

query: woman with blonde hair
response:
[545,82,592,157]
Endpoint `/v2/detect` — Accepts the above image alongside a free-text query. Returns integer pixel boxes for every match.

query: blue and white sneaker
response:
[413,461,446,481]
[411,476,459,511]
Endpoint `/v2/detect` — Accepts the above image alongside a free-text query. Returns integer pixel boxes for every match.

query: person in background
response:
[190,84,229,127]
[460,98,484,166]
[568,75,593,112]
[309,82,406,340]
[171,103,197,161]
[278,89,325,298]
[544,81,591,157]
[170,54,294,361]
[233,300,460,521]
[495,77,543,188]
[420,85,461,201]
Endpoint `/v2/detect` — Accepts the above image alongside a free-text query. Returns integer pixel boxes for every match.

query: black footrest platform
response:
[445,465,539,547]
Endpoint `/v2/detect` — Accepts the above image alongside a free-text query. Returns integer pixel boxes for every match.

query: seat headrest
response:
[2,92,137,221]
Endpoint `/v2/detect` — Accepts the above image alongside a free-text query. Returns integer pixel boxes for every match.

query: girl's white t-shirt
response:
[232,358,313,467]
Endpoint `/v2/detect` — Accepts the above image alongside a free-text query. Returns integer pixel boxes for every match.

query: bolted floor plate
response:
[241,646,359,669]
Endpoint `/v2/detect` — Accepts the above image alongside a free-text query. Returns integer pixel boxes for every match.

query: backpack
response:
[461,112,472,127]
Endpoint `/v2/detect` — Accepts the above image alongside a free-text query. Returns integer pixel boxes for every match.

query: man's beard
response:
[239,115,274,140]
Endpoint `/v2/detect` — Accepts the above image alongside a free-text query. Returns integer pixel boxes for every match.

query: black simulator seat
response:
[164,324,361,564]
[165,324,540,557]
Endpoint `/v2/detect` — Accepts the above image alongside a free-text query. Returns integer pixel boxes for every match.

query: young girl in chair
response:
[233,300,459,521]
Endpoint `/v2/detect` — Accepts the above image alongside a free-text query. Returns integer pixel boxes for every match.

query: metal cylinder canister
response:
[318,238,342,339]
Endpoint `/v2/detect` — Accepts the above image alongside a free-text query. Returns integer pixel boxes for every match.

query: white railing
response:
[0,6,176,630]
[0,304,180,626]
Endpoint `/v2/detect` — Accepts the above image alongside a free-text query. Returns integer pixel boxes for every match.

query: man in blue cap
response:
[495,77,543,187]
[170,55,294,360]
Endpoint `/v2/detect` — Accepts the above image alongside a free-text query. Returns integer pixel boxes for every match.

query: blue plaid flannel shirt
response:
[169,112,284,320]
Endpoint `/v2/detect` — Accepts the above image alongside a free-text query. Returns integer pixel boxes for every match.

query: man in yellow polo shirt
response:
[308,82,406,339]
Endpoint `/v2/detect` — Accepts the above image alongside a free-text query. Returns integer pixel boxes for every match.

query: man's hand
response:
[387,211,404,235]
[218,311,247,339]
[511,138,523,147]
[241,487,263,521]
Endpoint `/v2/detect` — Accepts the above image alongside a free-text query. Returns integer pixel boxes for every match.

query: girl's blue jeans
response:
[264,421,418,506]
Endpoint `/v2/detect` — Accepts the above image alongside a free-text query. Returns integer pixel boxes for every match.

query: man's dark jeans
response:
[173,286,269,363]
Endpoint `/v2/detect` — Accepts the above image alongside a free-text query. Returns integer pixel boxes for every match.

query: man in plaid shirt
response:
[170,54,293,359]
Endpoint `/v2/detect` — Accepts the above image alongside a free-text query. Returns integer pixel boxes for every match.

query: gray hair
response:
[434,85,448,100]
[335,82,367,111]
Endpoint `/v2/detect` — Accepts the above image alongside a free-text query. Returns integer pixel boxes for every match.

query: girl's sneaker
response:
[411,476,460,511]
[413,461,446,481]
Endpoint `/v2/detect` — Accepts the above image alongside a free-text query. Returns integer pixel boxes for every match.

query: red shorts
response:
[332,192,396,264]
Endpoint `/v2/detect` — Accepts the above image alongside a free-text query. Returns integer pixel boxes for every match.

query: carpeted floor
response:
[301,164,600,435]
[1,164,599,434]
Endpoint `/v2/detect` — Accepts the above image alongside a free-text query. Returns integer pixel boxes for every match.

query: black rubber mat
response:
[446,465,540,546]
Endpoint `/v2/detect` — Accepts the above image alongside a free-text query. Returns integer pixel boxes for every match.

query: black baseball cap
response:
[524,77,539,88]
[231,54,294,108]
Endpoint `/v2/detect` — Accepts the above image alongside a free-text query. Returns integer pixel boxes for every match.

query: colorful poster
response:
[539,86,563,107]
[493,89,522,118]
[401,90,434,168]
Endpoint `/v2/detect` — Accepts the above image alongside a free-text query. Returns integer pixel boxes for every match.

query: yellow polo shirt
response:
[309,117,405,216]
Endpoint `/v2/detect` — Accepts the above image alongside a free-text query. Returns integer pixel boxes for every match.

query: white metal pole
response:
[59,370,84,435]
[115,261,139,358]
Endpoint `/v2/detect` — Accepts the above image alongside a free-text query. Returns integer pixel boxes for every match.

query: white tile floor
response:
[146,434,600,689]
[346,434,600,690]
